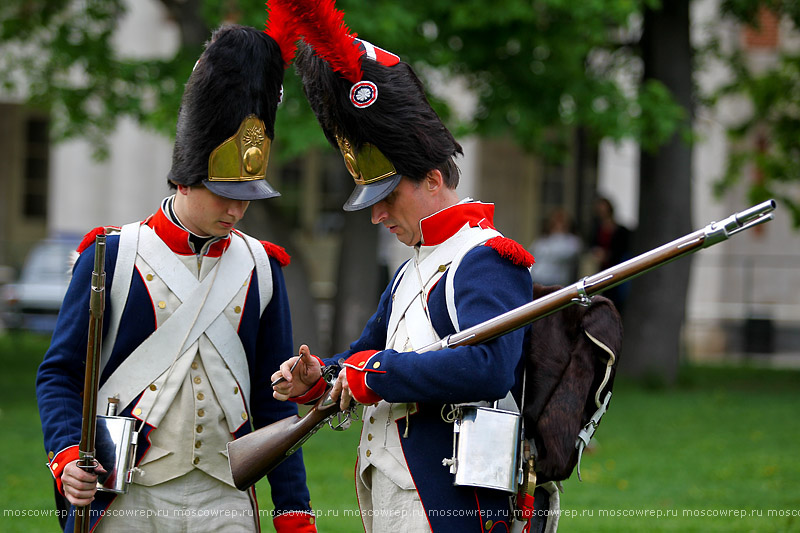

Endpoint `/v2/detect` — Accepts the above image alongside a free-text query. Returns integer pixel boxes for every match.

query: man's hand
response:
[272,345,323,401]
[329,369,355,411]
[61,459,107,506]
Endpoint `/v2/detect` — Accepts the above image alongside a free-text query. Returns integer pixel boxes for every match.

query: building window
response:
[23,116,50,220]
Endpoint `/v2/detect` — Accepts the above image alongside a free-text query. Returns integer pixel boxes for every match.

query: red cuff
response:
[343,350,383,404]
[289,355,328,404]
[48,446,80,495]
[274,511,317,532]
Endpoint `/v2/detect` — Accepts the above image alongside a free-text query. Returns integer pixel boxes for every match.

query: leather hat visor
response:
[204,178,280,201]
[344,173,402,211]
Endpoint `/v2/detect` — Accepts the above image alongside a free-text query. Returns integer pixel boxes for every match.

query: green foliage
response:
[708,2,800,227]
[0,0,689,166]
[340,0,684,162]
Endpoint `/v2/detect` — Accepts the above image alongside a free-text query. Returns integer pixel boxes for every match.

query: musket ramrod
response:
[227,199,776,491]
[74,234,106,533]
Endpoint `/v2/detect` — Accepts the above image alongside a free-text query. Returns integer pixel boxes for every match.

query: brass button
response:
[48,451,54,460]
[149,384,157,391]
[146,273,154,281]
[191,362,198,370]
[196,425,203,433]
[367,434,373,441]
[193,457,200,465]
[195,441,202,448]
[310,517,315,525]
[485,520,494,530]
[234,305,241,314]
[358,361,365,367]
[438,264,447,272]
[369,416,375,424]
[372,361,381,369]
[197,392,204,401]
[197,409,205,417]
[134,408,142,416]
[194,376,201,384]
[365,450,372,457]
[233,387,239,395]
[158,301,166,309]
[241,411,248,421]
[52,462,59,470]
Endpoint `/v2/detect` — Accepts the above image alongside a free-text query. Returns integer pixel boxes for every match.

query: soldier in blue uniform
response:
[36,24,316,533]
[272,8,536,531]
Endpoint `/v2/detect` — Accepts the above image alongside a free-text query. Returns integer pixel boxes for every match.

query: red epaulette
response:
[261,240,291,267]
[76,226,120,254]
[484,236,535,268]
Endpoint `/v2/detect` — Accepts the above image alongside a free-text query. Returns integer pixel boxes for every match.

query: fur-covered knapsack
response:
[523,283,624,483]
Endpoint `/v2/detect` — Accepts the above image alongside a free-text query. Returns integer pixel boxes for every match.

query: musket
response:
[74,234,106,533]
[227,199,776,490]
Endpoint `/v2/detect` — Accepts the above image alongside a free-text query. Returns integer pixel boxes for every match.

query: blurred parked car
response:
[2,238,80,334]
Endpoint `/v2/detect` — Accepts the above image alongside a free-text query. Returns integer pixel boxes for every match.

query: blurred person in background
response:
[589,197,632,314]
[529,208,583,287]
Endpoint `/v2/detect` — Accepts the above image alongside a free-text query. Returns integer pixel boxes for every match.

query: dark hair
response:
[296,42,462,187]
[168,25,285,188]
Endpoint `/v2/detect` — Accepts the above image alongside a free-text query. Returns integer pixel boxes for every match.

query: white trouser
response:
[95,468,257,532]
[356,464,431,533]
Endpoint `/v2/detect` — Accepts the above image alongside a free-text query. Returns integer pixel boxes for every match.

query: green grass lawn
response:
[1,332,798,532]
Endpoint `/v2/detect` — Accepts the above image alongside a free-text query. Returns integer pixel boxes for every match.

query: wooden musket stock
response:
[227,199,776,490]
[74,234,106,533]
[228,388,342,490]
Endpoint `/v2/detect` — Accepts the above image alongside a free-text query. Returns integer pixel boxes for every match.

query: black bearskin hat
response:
[289,0,462,211]
[168,24,288,200]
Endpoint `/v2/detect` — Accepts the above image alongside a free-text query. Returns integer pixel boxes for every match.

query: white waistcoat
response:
[97,223,272,486]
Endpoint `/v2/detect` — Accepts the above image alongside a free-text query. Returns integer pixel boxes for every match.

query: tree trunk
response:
[621,0,694,385]
[331,211,381,353]
[160,0,210,49]
[239,205,319,353]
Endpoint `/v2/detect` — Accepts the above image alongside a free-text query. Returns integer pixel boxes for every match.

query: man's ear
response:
[176,184,191,196]
[425,169,444,192]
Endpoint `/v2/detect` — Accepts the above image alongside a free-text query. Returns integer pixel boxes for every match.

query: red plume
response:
[265,0,301,67]
[272,0,363,83]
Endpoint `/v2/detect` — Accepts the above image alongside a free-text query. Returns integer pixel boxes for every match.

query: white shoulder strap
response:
[444,229,502,332]
[101,222,141,371]
[239,233,273,316]
[98,231,255,423]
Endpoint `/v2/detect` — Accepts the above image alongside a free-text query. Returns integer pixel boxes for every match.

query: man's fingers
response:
[333,370,352,411]
[271,356,301,387]
[329,373,342,401]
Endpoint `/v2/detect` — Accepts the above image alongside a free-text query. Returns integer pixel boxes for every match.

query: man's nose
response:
[371,202,387,225]
[228,200,249,219]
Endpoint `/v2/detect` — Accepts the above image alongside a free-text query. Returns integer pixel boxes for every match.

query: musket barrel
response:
[735,199,777,226]
[427,199,776,352]
[75,234,106,533]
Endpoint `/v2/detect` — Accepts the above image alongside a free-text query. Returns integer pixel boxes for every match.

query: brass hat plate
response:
[336,135,396,185]
[208,115,272,182]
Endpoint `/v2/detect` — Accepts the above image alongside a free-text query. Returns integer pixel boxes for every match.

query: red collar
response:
[419,201,496,246]
[146,205,230,257]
